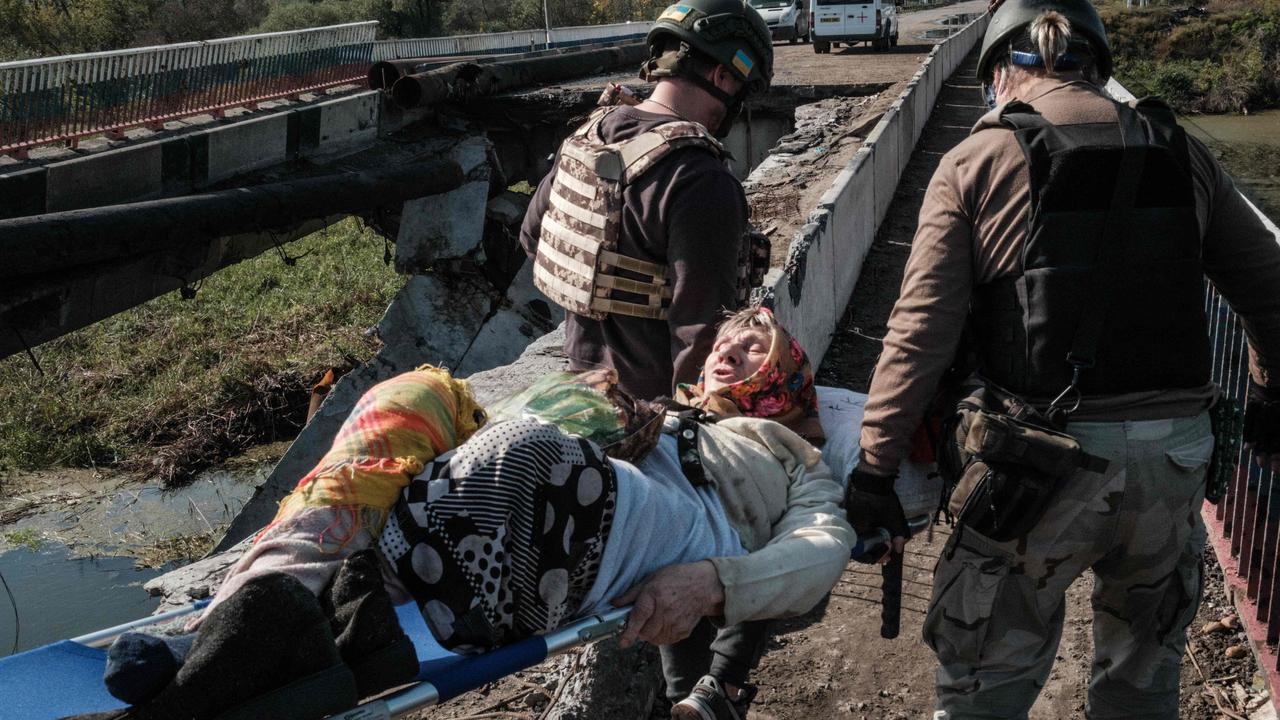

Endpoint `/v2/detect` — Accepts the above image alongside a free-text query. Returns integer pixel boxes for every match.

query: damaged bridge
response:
[1,5,992,577]
[8,3,1280,717]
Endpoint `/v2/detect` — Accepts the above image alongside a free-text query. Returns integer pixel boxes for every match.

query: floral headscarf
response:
[675,307,825,445]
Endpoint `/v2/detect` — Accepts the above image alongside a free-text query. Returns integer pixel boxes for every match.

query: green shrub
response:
[0,218,401,484]
[1101,2,1280,113]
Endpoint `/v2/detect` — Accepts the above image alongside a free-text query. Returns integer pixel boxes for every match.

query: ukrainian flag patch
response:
[732,49,754,77]
[659,4,692,22]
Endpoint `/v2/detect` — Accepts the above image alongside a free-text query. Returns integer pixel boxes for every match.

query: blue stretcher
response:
[0,600,631,720]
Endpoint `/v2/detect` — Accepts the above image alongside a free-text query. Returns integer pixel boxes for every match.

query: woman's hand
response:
[611,560,725,648]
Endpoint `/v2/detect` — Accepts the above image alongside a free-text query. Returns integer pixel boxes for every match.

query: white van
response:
[749,0,811,43]
[810,0,900,53]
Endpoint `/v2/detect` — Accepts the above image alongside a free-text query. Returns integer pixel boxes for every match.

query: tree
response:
[0,0,160,59]
[591,0,666,23]
[254,0,388,33]
[378,0,446,37]
[137,0,270,43]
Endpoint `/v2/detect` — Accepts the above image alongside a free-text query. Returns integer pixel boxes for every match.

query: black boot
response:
[320,549,419,698]
[62,573,359,720]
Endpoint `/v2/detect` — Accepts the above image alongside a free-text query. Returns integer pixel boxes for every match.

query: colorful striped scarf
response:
[261,366,487,544]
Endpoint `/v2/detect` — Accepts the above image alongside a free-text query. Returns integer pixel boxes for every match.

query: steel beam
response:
[0,159,464,279]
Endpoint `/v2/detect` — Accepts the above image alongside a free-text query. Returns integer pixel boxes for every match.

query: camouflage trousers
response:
[924,413,1214,720]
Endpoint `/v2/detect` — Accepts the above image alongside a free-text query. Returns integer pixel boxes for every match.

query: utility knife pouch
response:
[1206,394,1242,505]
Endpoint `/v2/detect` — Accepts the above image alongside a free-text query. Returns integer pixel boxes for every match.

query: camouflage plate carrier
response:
[534,106,766,321]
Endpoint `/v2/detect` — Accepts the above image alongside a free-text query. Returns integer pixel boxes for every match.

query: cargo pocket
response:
[1155,543,1204,650]
[923,534,1012,691]
[1164,434,1214,474]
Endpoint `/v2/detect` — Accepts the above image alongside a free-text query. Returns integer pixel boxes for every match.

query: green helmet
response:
[643,1,774,94]
[977,0,1113,83]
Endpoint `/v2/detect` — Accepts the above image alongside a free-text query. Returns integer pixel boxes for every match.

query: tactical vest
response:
[970,99,1211,399]
[534,107,766,321]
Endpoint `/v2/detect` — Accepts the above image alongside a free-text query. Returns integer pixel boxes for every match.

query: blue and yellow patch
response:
[732,49,755,77]
[659,4,692,22]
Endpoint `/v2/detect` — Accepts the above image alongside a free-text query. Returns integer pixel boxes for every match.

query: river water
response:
[1182,109,1280,220]
[0,465,262,656]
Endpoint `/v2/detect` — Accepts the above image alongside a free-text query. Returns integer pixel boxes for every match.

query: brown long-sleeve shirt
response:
[520,106,749,400]
[860,79,1280,474]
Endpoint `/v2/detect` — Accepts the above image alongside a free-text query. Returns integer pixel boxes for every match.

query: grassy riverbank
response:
[0,219,401,485]
[1099,0,1280,114]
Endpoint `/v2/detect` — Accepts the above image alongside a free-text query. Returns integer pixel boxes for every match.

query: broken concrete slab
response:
[394,135,493,273]
[454,262,565,376]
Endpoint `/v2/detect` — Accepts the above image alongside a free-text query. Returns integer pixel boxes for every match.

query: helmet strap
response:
[669,43,746,136]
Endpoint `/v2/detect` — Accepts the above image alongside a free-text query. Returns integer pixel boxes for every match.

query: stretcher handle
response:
[329,607,633,719]
[72,600,209,648]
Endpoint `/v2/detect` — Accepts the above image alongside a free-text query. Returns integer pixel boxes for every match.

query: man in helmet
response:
[519,0,774,402]
[844,0,1280,717]
[519,3,777,717]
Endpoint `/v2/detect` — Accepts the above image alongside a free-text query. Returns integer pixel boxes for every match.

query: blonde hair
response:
[715,306,774,339]
[1029,10,1073,73]
[997,9,1100,85]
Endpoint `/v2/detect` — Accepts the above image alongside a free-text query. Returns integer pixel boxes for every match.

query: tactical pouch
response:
[941,385,1109,542]
[1207,395,1243,505]
[951,460,1058,543]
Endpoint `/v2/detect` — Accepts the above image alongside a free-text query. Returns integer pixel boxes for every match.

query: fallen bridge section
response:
[0,159,465,361]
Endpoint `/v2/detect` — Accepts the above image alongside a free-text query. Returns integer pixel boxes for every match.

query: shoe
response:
[102,631,196,705]
[670,675,757,720]
[320,549,419,698]
[65,574,358,720]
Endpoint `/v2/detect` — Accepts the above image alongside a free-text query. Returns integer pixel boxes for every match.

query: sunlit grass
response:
[0,218,402,484]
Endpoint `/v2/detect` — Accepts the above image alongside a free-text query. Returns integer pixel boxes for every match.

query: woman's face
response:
[703,326,772,393]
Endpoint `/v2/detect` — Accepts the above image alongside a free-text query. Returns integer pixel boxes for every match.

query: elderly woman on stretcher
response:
[86,307,855,720]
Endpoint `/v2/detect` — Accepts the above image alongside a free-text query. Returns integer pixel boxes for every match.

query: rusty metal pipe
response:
[0,158,465,279]
[368,58,453,89]
[369,41,636,91]
[390,42,648,110]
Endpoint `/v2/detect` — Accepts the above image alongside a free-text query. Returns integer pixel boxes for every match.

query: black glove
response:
[1245,381,1280,455]
[845,466,909,564]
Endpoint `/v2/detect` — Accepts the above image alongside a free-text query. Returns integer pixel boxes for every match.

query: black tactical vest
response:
[970,99,1211,400]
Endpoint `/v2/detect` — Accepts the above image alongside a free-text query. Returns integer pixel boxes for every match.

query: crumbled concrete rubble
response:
[745,94,881,266]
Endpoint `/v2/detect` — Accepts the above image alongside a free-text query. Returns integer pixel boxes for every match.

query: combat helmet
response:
[977,0,1113,83]
[642,0,774,94]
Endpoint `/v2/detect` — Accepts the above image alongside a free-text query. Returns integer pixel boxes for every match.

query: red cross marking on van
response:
[855,12,867,21]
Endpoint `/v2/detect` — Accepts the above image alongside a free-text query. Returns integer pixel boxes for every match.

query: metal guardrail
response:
[0,20,654,159]
[372,21,652,61]
[0,21,377,158]
[1203,198,1280,697]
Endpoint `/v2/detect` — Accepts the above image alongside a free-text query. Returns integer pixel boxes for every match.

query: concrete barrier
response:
[313,91,380,156]
[868,106,900,227]
[830,148,875,313]
[759,11,989,361]
[926,50,943,116]
[895,96,915,178]
[773,215,838,368]
[206,113,290,185]
[44,143,163,212]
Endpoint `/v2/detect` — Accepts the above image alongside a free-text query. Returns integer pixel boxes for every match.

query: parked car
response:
[749,0,811,44]
[810,0,900,53]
